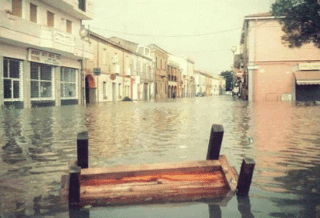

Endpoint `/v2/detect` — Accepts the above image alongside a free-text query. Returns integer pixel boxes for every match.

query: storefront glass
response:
[30,62,53,98]
[3,58,21,100]
[61,67,77,98]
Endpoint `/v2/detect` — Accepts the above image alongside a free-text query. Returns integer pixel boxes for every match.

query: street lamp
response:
[231,46,237,95]
[79,26,90,105]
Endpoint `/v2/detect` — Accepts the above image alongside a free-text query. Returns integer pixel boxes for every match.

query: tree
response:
[272,0,320,48]
[220,71,233,91]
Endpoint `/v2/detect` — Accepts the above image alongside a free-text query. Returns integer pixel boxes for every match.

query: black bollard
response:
[236,158,255,196]
[69,164,81,209]
[77,132,88,169]
[206,124,224,160]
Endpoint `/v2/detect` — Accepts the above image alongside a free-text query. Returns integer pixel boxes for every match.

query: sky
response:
[84,0,276,75]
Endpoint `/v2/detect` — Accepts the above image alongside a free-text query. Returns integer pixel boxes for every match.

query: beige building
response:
[167,60,180,98]
[168,55,195,98]
[85,34,154,103]
[194,70,214,96]
[149,44,169,100]
[0,0,93,108]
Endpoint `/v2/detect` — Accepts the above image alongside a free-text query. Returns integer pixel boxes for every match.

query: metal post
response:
[77,131,88,169]
[206,124,224,160]
[236,158,255,196]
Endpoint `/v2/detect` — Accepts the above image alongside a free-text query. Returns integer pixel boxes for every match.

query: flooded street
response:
[1,95,320,217]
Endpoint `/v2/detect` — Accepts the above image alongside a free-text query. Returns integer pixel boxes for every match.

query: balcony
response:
[0,11,93,59]
[40,0,94,20]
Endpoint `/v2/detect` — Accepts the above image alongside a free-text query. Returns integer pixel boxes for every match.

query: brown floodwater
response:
[0,95,320,217]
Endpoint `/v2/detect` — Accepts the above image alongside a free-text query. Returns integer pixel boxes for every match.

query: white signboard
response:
[28,48,61,66]
[299,62,320,71]
[54,31,75,47]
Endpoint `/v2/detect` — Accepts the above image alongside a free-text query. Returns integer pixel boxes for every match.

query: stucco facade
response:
[85,34,154,103]
[0,0,93,108]
[167,60,180,98]
[238,12,320,102]
[149,44,169,100]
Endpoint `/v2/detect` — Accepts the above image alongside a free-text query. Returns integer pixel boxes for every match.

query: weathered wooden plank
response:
[80,181,229,207]
[81,170,224,187]
[81,160,222,182]
[219,155,238,191]
[79,161,230,206]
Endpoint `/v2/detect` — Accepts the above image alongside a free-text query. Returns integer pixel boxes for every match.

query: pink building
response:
[236,12,320,102]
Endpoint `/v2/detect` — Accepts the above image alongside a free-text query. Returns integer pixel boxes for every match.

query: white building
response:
[212,75,220,95]
[194,70,206,96]
[168,55,195,98]
[0,0,93,108]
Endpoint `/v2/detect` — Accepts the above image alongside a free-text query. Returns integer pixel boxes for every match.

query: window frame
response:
[47,11,54,27]
[30,62,54,100]
[30,3,37,23]
[12,0,22,17]
[66,19,72,34]
[78,0,86,11]
[3,58,22,101]
[60,67,78,99]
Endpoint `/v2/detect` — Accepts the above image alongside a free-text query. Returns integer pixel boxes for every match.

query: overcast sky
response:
[84,0,275,75]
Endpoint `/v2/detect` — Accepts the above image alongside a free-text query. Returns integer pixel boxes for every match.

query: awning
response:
[295,71,320,85]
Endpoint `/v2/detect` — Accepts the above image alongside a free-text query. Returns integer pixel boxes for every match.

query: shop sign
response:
[93,68,101,75]
[54,30,75,46]
[28,48,61,66]
[110,74,116,80]
[299,62,320,71]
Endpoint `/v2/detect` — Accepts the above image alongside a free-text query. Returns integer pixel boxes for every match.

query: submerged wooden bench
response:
[61,124,255,208]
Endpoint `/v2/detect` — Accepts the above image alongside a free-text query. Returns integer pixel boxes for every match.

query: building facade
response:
[237,12,320,102]
[168,55,196,98]
[167,60,180,98]
[194,70,215,96]
[109,37,155,101]
[0,0,93,108]
[85,34,154,103]
[186,58,196,97]
[194,70,206,96]
[149,44,169,100]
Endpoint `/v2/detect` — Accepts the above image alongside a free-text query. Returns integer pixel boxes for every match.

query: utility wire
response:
[89,19,271,38]
[89,26,241,38]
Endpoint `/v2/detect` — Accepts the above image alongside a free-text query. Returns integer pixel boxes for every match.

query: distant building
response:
[0,0,93,108]
[237,12,320,102]
[149,44,169,100]
[85,34,154,103]
[167,60,180,98]
[168,55,195,97]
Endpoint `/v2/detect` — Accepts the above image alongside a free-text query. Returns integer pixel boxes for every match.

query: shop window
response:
[30,3,37,23]
[66,20,72,33]
[12,0,22,17]
[47,11,54,27]
[31,63,52,98]
[3,58,21,100]
[61,68,77,98]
